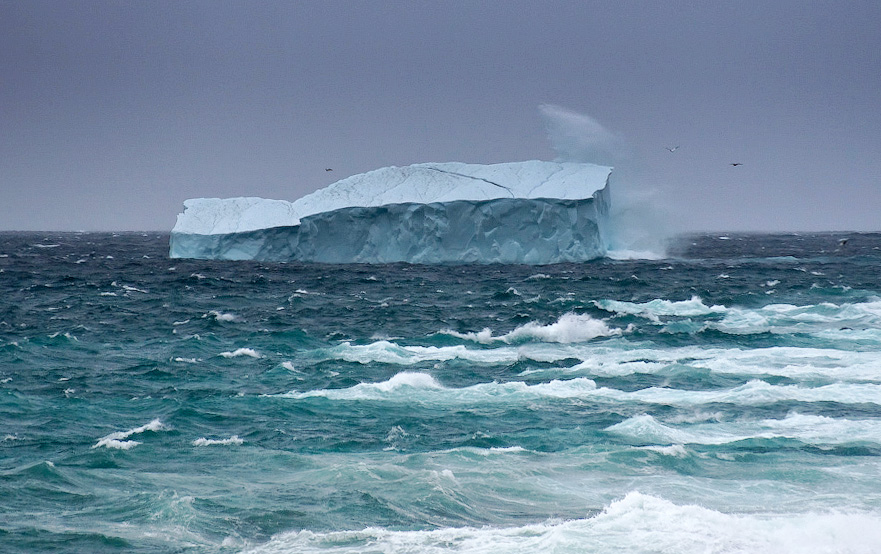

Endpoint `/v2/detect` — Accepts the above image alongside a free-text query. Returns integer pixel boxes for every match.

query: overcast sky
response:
[2,0,879,232]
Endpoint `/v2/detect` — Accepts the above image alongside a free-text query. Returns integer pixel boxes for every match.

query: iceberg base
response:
[170,196,608,264]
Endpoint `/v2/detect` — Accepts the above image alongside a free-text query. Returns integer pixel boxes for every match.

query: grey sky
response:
[2,0,879,232]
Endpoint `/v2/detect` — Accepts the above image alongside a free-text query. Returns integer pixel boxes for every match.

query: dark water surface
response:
[2,232,880,552]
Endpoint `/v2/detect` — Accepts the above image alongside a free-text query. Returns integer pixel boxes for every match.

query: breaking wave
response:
[245,491,881,554]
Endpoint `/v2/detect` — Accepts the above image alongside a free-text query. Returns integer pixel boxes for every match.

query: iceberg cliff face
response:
[170,160,612,264]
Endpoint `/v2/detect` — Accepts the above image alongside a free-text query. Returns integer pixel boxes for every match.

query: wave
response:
[204,310,238,322]
[562,344,881,382]
[306,337,881,384]
[282,372,444,401]
[602,380,881,407]
[311,339,619,367]
[711,298,881,335]
[92,418,167,450]
[243,491,881,554]
[595,295,881,339]
[278,373,881,407]
[607,413,881,447]
[443,312,621,344]
[318,341,516,365]
[192,435,244,446]
[676,346,881,382]
[278,373,597,403]
[595,295,726,321]
[638,444,690,457]
[220,347,262,358]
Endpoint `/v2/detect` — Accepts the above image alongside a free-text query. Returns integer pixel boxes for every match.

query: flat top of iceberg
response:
[174,160,612,235]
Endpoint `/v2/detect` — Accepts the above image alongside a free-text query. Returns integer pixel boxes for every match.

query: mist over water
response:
[539,104,675,258]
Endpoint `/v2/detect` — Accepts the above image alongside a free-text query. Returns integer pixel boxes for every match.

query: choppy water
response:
[2,231,881,553]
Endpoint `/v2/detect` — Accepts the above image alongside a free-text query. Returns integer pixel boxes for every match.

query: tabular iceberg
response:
[170,160,612,264]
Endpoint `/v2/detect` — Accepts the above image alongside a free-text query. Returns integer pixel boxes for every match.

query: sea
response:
[2,231,881,553]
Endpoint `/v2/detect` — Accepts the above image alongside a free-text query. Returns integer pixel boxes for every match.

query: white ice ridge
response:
[175,161,612,234]
[170,160,613,264]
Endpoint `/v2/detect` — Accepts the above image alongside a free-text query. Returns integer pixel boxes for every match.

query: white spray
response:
[539,104,674,259]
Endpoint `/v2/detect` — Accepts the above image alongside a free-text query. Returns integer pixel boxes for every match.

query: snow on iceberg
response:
[169,160,612,264]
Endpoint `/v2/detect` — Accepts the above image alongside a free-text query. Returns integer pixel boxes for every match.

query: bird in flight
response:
[325,168,333,172]
[730,163,742,166]
[665,146,680,152]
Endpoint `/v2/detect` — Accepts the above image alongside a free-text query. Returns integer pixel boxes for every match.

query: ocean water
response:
[2,231,881,553]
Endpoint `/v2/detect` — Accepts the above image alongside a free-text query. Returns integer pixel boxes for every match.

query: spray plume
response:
[539,104,629,166]
[539,104,672,258]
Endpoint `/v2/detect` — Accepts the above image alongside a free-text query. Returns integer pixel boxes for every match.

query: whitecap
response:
[292,373,881,407]
[639,444,689,457]
[242,491,881,554]
[711,298,881,335]
[487,446,528,454]
[93,419,167,450]
[609,380,881,407]
[220,348,262,358]
[121,285,148,294]
[445,312,620,344]
[282,372,444,401]
[206,310,237,322]
[322,340,516,365]
[594,296,726,321]
[280,373,597,404]
[192,436,243,446]
[686,346,881,382]
[608,412,881,447]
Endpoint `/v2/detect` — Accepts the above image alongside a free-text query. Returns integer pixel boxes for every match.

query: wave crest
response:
[244,491,881,553]
[445,312,619,344]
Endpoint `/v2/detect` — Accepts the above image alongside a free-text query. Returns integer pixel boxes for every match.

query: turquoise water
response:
[2,232,881,552]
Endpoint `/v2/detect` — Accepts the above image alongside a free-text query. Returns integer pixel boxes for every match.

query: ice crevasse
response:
[169,160,612,264]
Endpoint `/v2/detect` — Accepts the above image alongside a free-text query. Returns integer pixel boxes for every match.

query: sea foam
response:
[92,419,167,450]
[607,412,881,447]
[281,374,598,403]
[595,295,726,321]
[193,436,244,446]
[445,312,619,344]
[220,348,262,358]
[322,341,515,365]
[243,491,881,554]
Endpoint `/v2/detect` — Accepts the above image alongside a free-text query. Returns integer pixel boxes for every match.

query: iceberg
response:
[170,160,612,264]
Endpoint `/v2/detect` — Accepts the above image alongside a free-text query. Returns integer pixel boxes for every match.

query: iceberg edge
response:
[170,161,612,264]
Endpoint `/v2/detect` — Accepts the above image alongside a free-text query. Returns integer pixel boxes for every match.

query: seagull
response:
[730,163,742,166]
[665,146,680,152]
